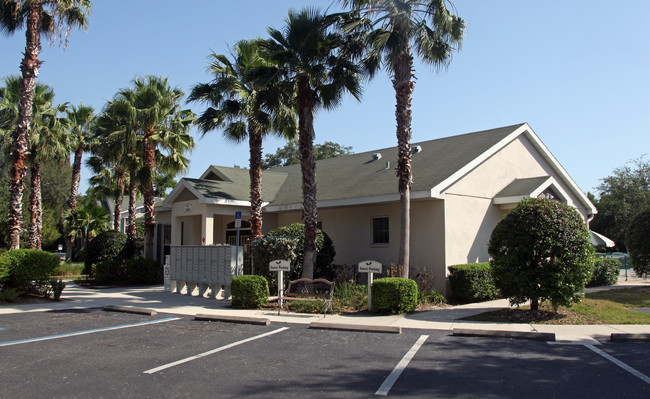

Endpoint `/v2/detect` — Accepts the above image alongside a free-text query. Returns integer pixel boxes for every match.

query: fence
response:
[166,245,243,299]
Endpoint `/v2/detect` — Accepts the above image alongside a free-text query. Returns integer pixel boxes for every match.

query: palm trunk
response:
[393,26,414,279]
[127,170,137,248]
[9,1,43,250]
[143,132,156,260]
[66,145,83,261]
[27,162,42,249]
[113,170,125,231]
[297,74,317,279]
[248,123,263,240]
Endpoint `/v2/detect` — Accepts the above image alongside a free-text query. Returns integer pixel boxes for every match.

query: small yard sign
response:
[358,260,382,312]
[269,259,290,272]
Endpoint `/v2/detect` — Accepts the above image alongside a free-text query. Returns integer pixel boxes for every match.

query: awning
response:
[590,230,615,248]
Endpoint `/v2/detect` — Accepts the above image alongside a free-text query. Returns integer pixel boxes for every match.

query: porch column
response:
[202,213,214,245]
[171,217,181,246]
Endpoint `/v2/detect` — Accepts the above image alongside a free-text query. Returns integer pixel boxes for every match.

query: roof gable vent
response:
[372,153,382,160]
[411,145,422,154]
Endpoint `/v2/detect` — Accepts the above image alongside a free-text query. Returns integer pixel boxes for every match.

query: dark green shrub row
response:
[231,275,269,309]
[371,277,417,314]
[587,258,620,287]
[626,208,650,276]
[0,249,60,293]
[250,236,298,291]
[93,257,160,285]
[448,263,499,302]
[84,230,128,276]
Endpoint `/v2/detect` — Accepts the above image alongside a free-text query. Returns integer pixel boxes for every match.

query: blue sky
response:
[1,0,648,197]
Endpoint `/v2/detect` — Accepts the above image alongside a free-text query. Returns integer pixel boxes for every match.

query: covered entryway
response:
[226,220,252,274]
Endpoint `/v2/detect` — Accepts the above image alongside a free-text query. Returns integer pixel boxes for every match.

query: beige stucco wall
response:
[441,134,590,273]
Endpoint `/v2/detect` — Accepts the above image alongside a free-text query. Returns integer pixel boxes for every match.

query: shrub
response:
[334,281,367,311]
[418,289,446,306]
[448,263,498,302]
[84,230,127,276]
[250,236,298,291]
[265,223,336,279]
[0,249,60,293]
[488,198,594,310]
[231,275,269,309]
[371,277,418,314]
[626,208,650,276]
[94,259,125,284]
[587,258,620,287]
[49,278,66,300]
[124,257,160,285]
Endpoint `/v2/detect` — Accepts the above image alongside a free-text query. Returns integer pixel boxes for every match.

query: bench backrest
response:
[285,278,335,299]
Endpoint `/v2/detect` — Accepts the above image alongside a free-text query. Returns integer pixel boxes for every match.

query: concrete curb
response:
[103,305,157,316]
[195,314,270,326]
[310,321,402,334]
[453,328,555,341]
[610,333,650,342]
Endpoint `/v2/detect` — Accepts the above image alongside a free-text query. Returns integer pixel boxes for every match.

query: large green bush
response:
[84,230,127,276]
[265,223,336,279]
[231,275,269,309]
[488,198,594,310]
[371,277,417,314]
[626,208,650,276]
[93,257,160,285]
[0,249,60,293]
[587,258,620,287]
[250,236,298,291]
[448,263,498,302]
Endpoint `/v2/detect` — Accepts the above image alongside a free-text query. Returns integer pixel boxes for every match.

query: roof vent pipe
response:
[372,153,382,160]
[411,145,422,154]
[385,161,390,170]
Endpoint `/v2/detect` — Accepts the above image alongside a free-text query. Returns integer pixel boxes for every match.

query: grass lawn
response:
[463,287,650,325]
[55,262,85,279]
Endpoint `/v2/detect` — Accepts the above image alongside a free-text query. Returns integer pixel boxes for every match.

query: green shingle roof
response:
[180,123,525,206]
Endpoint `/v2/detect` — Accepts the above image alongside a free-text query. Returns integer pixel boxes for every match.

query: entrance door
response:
[226,220,252,274]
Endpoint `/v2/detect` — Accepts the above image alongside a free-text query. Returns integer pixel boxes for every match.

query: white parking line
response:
[143,326,290,374]
[375,334,429,396]
[584,344,650,385]
[0,317,180,347]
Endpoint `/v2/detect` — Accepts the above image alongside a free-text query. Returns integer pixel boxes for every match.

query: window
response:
[372,217,389,245]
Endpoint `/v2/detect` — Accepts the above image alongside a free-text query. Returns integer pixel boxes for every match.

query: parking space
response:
[0,310,648,398]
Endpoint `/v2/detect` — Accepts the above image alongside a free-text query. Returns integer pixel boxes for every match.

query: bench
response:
[280,278,335,317]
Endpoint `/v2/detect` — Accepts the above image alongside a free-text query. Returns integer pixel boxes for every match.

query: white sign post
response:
[358,260,382,312]
[270,259,291,313]
[234,211,242,275]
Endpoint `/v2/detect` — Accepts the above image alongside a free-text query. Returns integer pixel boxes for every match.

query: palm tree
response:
[189,39,296,240]
[63,103,95,259]
[264,8,363,279]
[0,75,66,249]
[342,0,464,278]
[0,0,91,250]
[25,84,67,249]
[114,76,194,259]
[63,195,109,251]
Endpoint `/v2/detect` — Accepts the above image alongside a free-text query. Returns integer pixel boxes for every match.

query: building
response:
[156,123,596,293]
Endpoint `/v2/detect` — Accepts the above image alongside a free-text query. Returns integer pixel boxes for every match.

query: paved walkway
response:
[1,279,649,344]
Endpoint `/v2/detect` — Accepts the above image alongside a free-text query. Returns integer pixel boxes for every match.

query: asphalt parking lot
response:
[1,309,648,398]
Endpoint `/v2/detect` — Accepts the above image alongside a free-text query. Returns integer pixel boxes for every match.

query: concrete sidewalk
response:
[1,280,649,343]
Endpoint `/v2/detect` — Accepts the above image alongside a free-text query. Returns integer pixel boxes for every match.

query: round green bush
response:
[231,275,269,309]
[124,257,160,285]
[488,198,594,310]
[0,249,60,293]
[84,230,128,276]
[587,258,620,287]
[448,263,498,302]
[626,208,650,276]
[265,223,336,279]
[371,277,418,314]
[94,259,125,284]
[250,236,298,291]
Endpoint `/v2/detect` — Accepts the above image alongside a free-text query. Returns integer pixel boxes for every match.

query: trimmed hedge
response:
[371,277,418,314]
[0,249,60,293]
[84,230,127,276]
[587,258,620,287]
[448,263,498,302]
[231,275,269,309]
[93,257,160,285]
